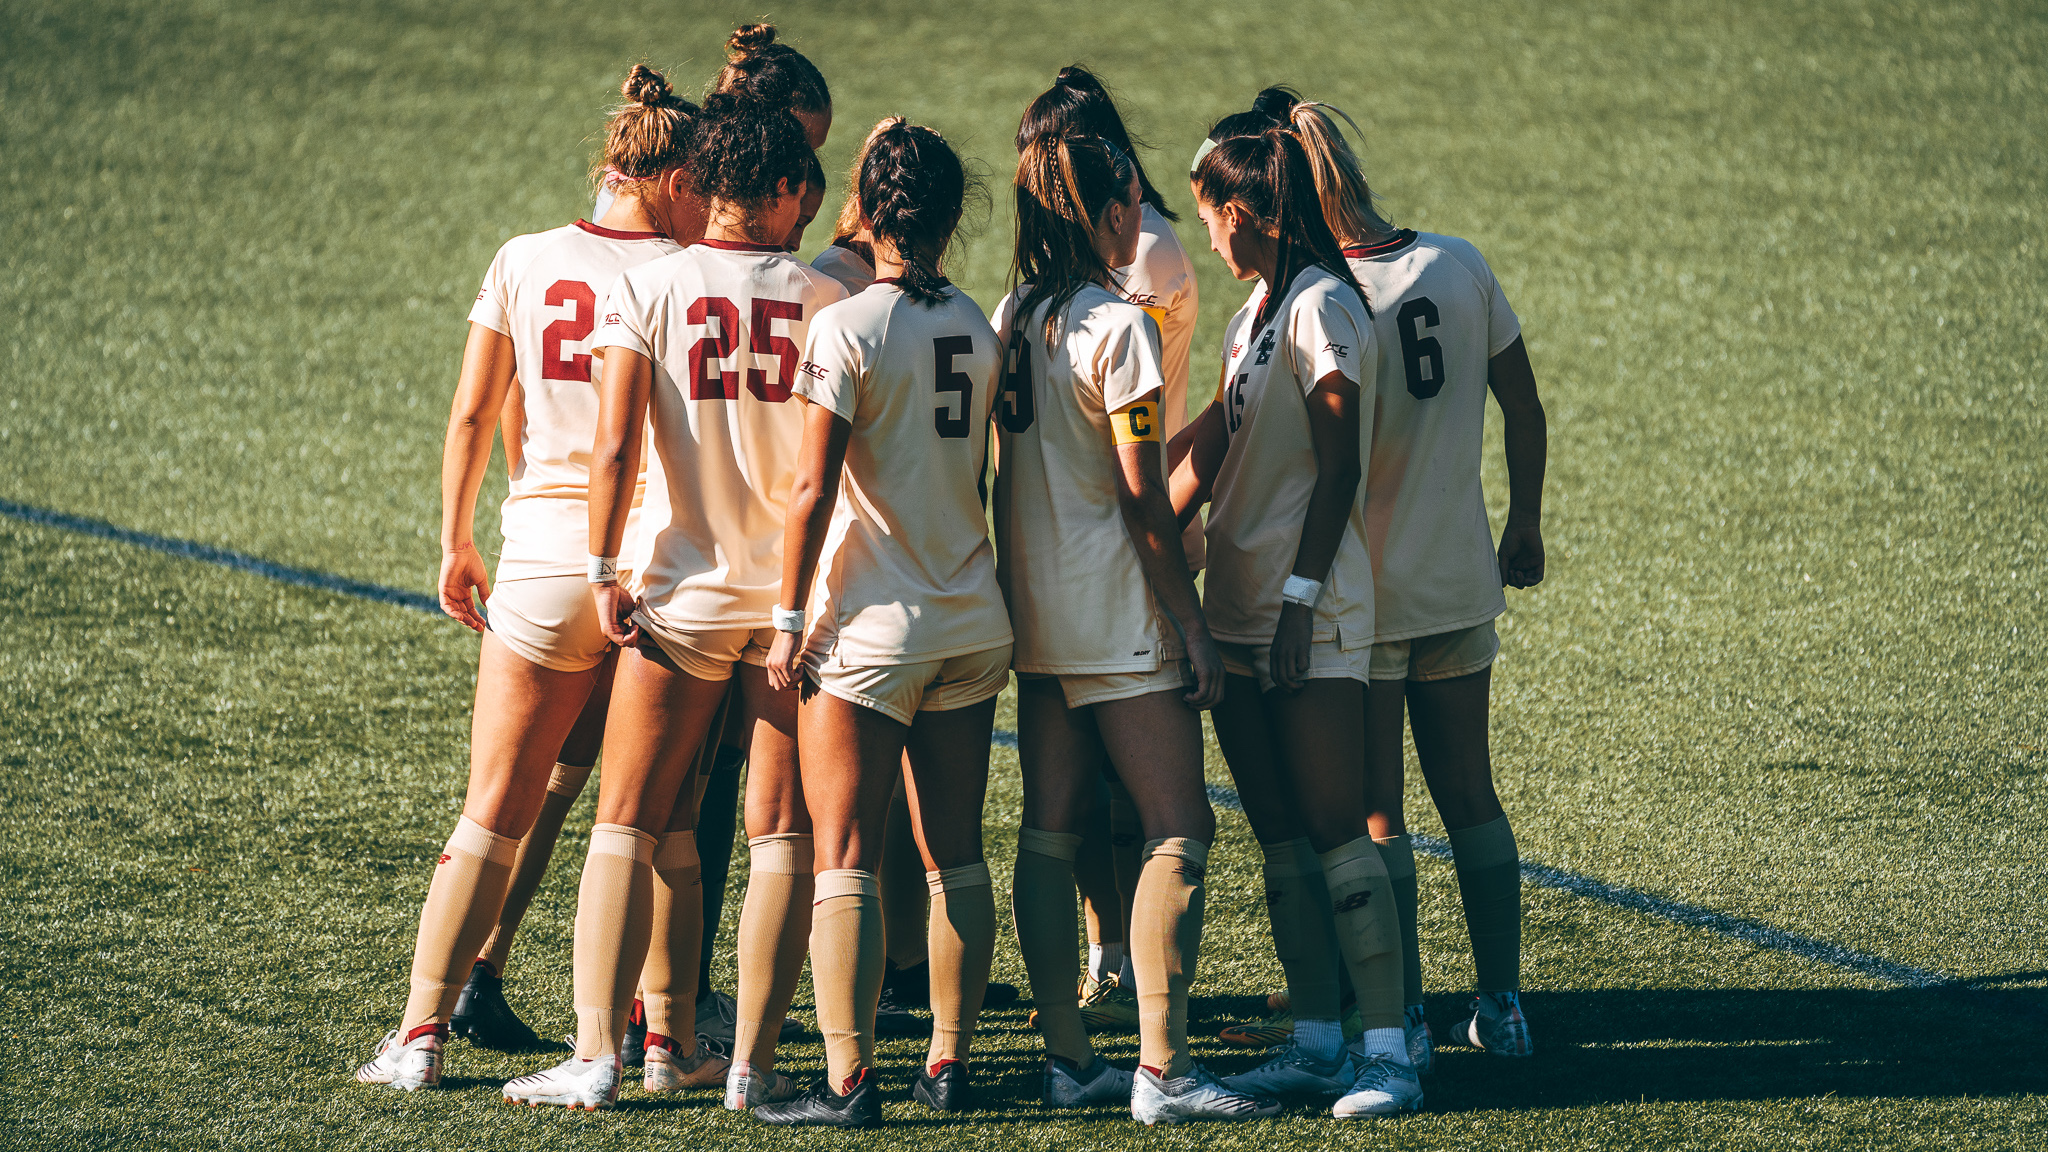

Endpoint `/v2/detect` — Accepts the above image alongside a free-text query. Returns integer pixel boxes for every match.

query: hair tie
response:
[1189,137,1218,177]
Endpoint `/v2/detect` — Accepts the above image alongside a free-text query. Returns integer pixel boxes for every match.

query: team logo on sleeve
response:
[603,313,622,326]
[1322,341,1350,358]
[1253,330,1277,365]
[799,360,828,381]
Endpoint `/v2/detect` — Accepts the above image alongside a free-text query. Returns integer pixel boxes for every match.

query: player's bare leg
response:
[503,645,724,1109]
[361,632,599,1091]
[726,663,811,1108]
[1407,668,1528,1057]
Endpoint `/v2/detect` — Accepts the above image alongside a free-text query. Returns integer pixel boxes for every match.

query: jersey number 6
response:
[933,335,974,439]
[1397,296,1445,400]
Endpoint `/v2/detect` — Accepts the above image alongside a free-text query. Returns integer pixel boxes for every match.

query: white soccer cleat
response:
[502,1054,621,1110]
[1131,1063,1282,1125]
[643,1035,731,1093]
[724,1058,801,1109]
[1042,1055,1134,1108]
[1462,991,1533,1057]
[1220,1041,1357,1097]
[1406,1008,1436,1075]
[1331,1053,1424,1117]
[354,1028,442,1091]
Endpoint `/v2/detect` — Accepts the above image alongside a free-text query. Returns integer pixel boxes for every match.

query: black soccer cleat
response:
[753,1068,882,1128]
[875,984,931,1037]
[911,1059,974,1112]
[983,981,1021,1009]
[449,962,544,1051]
[621,1000,647,1068]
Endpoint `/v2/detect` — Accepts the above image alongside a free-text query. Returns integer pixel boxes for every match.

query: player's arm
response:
[1272,370,1362,692]
[1487,336,1545,588]
[766,398,852,693]
[1168,397,1227,531]
[498,374,526,477]
[1112,392,1224,710]
[438,321,517,632]
[588,346,652,646]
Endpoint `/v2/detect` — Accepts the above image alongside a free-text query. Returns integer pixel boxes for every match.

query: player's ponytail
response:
[1193,128,1370,328]
[1015,65,1176,222]
[1285,101,1393,249]
[688,92,817,217]
[832,116,905,245]
[1011,134,1139,348]
[859,121,979,306]
[593,64,698,195]
[710,23,831,118]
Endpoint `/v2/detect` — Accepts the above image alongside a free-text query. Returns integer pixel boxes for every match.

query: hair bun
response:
[1054,65,1102,91]
[622,64,674,106]
[1251,86,1299,117]
[727,23,778,57]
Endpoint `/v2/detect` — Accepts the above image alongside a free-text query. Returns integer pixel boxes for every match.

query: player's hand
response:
[766,629,805,693]
[594,582,640,648]
[1181,628,1226,711]
[1268,602,1314,693]
[1498,515,1545,588]
[438,543,491,633]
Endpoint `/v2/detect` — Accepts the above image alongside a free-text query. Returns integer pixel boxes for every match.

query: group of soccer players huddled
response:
[354,22,1548,1127]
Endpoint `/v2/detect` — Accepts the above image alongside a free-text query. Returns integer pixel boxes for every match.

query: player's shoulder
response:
[487,224,579,275]
[1409,231,1499,286]
[779,253,851,305]
[1289,264,1367,313]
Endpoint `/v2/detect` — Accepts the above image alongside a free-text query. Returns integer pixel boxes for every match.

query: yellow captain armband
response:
[1139,305,1168,333]
[1110,400,1161,445]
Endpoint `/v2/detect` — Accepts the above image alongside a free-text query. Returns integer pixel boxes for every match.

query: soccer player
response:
[808,117,893,296]
[1171,128,1423,1117]
[756,122,1012,1128]
[996,133,1273,1127]
[1013,68,1204,1032]
[353,65,697,1093]
[498,93,845,1110]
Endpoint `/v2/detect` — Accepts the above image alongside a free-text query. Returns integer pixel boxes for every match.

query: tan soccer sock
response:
[1374,833,1423,1008]
[734,833,814,1068]
[811,868,883,1090]
[1258,838,1341,1022]
[880,786,930,969]
[1012,828,1094,1066]
[641,830,702,1043]
[571,823,656,1060]
[1318,836,1405,1031]
[1106,780,1143,956]
[1132,837,1207,1079]
[400,816,521,1033]
[924,862,994,1071]
[1447,815,1522,992]
[478,762,591,975]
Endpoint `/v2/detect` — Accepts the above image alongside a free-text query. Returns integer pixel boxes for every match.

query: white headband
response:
[1189,137,1218,177]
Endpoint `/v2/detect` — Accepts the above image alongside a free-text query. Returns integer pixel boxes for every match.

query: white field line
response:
[3,498,1956,991]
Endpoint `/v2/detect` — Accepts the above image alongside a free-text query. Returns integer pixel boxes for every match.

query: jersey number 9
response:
[997,335,1035,433]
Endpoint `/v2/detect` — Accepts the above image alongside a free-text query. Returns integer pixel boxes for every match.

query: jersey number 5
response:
[933,335,975,439]
[540,280,597,381]
[1397,296,1445,399]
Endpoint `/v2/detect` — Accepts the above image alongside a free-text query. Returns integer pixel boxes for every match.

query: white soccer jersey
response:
[793,280,1012,664]
[468,220,681,580]
[992,284,1174,674]
[1115,203,1205,568]
[589,239,848,627]
[1348,230,1522,641]
[810,242,877,296]
[1205,264,1376,648]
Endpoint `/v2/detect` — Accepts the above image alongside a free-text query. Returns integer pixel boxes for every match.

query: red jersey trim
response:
[695,238,788,254]
[574,219,668,241]
[1342,230,1419,260]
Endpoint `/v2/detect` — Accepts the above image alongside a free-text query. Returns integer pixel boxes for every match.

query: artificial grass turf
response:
[2,0,2045,1146]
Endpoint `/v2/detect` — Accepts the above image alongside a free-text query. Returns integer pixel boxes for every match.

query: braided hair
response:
[858,122,977,306]
[1015,65,1175,221]
[1010,134,1138,349]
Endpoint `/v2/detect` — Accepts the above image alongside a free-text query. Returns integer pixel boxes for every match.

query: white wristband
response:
[772,605,805,634]
[588,554,619,584]
[1281,574,1322,608]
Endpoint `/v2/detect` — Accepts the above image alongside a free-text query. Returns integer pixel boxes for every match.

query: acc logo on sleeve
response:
[1322,341,1350,358]
[798,360,829,381]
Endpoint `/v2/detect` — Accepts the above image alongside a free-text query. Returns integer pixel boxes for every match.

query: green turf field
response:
[2,0,2044,1147]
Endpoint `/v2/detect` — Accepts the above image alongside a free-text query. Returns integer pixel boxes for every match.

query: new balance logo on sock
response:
[1336,891,1374,913]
